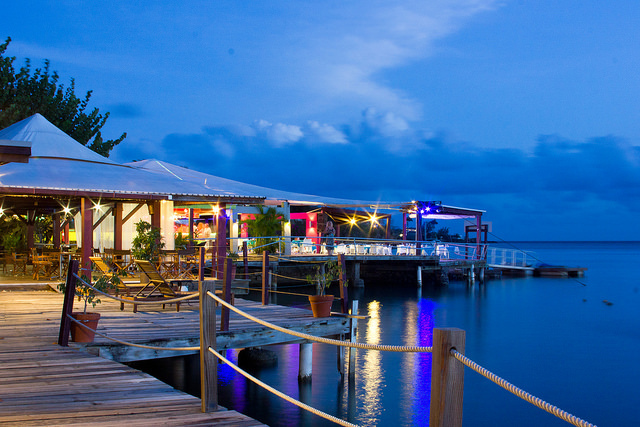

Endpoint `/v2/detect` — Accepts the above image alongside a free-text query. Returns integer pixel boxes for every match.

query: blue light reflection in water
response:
[128,242,640,426]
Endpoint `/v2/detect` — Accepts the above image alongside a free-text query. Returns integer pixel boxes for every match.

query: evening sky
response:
[4,1,639,240]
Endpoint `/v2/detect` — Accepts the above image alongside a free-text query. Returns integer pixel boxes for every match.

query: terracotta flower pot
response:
[308,295,334,318]
[70,312,101,343]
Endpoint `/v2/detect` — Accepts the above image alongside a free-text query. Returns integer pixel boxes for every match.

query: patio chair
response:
[32,254,54,280]
[12,253,28,276]
[128,259,198,313]
[90,257,146,308]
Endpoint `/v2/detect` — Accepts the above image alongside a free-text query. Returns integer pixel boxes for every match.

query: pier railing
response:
[232,234,487,260]
[485,246,535,269]
[58,257,596,427]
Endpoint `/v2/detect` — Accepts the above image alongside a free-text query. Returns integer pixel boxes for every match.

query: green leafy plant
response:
[58,274,118,314]
[240,206,283,254]
[131,220,165,262]
[174,232,189,250]
[0,37,126,157]
[1,215,27,253]
[306,260,343,296]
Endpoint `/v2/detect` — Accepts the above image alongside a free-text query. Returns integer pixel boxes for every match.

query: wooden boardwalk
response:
[0,290,272,426]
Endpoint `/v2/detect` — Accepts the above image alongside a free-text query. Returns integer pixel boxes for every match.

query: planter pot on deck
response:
[70,312,101,343]
[308,295,334,318]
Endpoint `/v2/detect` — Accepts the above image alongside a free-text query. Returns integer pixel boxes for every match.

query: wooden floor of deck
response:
[0,290,267,426]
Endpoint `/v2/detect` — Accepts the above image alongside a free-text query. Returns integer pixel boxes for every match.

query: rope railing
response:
[72,272,199,305]
[206,290,431,353]
[450,349,597,427]
[208,347,358,427]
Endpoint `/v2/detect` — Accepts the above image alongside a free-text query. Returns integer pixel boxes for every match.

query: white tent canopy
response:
[126,159,404,208]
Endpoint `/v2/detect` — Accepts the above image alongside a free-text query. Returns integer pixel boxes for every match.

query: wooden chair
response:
[12,253,28,276]
[125,259,198,313]
[90,257,145,309]
[32,255,54,280]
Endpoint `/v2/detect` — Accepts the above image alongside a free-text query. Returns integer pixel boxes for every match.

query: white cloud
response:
[292,0,502,119]
[305,121,348,144]
[255,120,304,147]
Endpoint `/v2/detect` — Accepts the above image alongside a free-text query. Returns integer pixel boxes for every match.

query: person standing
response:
[324,220,335,255]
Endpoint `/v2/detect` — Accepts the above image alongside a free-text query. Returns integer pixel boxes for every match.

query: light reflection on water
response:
[401,299,434,426]
[128,287,437,426]
[359,300,383,426]
[129,243,640,426]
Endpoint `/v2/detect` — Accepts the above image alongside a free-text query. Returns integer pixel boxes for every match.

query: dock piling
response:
[299,342,313,382]
[348,300,358,378]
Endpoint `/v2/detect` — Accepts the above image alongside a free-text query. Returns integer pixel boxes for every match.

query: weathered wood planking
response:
[0,291,269,426]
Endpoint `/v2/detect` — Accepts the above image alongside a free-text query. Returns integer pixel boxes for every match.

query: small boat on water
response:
[533,264,587,278]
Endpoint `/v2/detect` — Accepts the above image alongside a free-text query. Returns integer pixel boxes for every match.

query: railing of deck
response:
[230,235,487,260]
[58,256,596,427]
[485,246,535,268]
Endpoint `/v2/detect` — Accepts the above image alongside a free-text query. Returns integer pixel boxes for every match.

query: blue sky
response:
[4,1,640,240]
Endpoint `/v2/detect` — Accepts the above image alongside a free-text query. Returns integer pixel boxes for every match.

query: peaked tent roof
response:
[0,113,119,164]
[0,114,263,203]
[125,159,486,218]
[126,159,401,208]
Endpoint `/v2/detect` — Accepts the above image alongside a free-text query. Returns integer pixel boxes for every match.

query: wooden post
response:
[430,328,465,427]
[198,247,205,281]
[415,210,422,252]
[58,259,79,347]
[53,213,61,249]
[262,251,270,306]
[80,198,93,279]
[243,241,248,277]
[199,277,217,412]
[348,300,358,378]
[114,202,123,250]
[338,253,348,314]
[216,206,227,279]
[221,258,233,332]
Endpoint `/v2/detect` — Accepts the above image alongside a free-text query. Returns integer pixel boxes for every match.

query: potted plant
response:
[58,274,118,342]
[131,220,165,263]
[306,260,342,317]
[239,206,283,254]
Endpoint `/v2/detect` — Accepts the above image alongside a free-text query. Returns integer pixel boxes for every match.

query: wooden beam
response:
[122,203,144,224]
[92,206,114,230]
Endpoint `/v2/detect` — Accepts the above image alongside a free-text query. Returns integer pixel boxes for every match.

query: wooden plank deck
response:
[0,290,265,426]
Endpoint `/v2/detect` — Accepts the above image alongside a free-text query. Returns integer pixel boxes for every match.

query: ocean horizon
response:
[131,241,639,426]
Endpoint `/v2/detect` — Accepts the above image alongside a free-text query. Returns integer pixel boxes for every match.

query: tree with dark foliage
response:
[0,37,125,157]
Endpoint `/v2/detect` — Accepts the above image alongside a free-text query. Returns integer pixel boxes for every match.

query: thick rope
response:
[207,291,432,353]
[270,271,310,282]
[73,273,200,305]
[208,347,358,427]
[451,350,597,427]
[66,313,199,351]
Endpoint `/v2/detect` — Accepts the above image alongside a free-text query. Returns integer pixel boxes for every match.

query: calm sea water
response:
[131,242,640,426]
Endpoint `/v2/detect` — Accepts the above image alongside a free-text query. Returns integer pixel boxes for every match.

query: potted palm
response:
[306,260,342,317]
[58,274,118,342]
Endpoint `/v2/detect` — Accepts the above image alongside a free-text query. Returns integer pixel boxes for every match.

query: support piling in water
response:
[299,342,313,383]
[417,266,423,287]
[348,300,358,378]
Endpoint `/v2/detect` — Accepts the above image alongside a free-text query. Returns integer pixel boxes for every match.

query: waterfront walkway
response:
[0,289,267,426]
